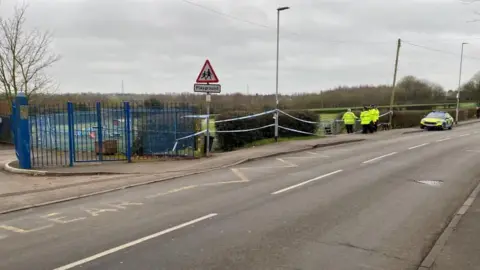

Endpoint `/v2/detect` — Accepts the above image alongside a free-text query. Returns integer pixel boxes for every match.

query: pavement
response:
[431,185,480,270]
[0,123,480,269]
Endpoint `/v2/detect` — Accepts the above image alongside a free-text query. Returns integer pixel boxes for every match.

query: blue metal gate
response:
[27,101,195,168]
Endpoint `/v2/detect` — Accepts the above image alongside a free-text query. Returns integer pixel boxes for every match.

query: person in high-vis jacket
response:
[342,109,357,134]
[370,105,380,132]
[360,106,372,134]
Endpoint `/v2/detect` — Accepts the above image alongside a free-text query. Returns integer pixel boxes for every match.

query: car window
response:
[426,112,446,118]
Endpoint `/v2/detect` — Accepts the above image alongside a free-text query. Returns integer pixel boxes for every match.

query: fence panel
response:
[71,102,127,163]
[0,114,13,144]
[131,103,196,159]
[30,104,70,168]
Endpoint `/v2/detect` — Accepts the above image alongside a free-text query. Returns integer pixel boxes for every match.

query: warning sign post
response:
[194,59,220,156]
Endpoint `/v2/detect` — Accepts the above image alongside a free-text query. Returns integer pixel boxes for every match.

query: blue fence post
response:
[124,101,131,163]
[14,93,31,169]
[67,102,75,167]
[96,102,103,161]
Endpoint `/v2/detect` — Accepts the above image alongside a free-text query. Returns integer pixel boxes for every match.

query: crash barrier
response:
[12,98,196,169]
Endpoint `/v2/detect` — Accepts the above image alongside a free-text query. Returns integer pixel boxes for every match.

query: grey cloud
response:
[7,0,480,94]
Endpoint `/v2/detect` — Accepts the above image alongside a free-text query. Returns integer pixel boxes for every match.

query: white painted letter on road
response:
[106,201,143,209]
[41,213,86,224]
[83,207,118,217]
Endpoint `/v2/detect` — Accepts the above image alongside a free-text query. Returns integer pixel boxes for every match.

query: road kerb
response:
[3,160,138,177]
[418,180,480,270]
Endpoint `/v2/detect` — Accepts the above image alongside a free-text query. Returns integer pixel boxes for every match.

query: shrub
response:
[215,110,318,151]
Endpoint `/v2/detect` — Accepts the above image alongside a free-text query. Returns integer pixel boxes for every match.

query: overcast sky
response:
[2,0,480,95]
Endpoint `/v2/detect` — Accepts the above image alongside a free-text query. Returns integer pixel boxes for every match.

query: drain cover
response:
[414,180,444,187]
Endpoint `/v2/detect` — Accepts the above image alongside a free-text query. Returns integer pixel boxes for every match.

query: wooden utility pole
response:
[389,38,401,126]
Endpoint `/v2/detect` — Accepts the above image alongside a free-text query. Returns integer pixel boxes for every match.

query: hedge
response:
[215,110,318,151]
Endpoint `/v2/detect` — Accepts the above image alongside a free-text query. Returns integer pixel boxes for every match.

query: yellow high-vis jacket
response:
[360,111,372,125]
[342,112,358,125]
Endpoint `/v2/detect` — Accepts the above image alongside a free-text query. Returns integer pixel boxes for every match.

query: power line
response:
[403,41,480,61]
[180,0,480,46]
[179,0,392,44]
[179,0,272,29]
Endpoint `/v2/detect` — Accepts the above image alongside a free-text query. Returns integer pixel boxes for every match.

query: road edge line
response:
[418,180,480,269]
[53,213,218,270]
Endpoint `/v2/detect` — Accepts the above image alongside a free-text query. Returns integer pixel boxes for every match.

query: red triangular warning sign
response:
[196,60,219,83]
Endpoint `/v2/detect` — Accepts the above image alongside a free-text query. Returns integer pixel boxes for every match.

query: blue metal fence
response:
[28,101,196,168]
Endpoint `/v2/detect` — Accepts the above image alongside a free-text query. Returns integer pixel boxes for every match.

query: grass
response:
[319,113,338,121]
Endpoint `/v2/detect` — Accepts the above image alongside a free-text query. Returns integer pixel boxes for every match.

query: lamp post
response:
[456,42,468,124]
[275,6,289,142]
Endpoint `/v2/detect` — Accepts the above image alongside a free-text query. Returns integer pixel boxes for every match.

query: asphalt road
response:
[1,124,480,270]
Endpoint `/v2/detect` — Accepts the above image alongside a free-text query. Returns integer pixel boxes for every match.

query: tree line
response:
[16,74,478,114]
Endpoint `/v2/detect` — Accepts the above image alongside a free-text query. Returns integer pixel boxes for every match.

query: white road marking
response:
[408,143,430,150]
[230,168,250,182]
[146,185,197,199]
[276,158,297,167]
[362,152,398,164]
[458,133,471,137]
[53,213,218,270]
[436,137,451,142]
[271,170,343,195]
[202,180,249,186]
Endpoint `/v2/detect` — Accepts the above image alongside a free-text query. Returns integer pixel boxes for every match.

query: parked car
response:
[420,111,454,131]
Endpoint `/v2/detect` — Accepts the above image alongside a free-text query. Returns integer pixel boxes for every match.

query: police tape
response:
[278,125,319,136]
[277,110,320,124]
[182,114,209,119]
[380,111,393,117]
[172,129,207,151]
[215,110,276,123]
[215,124,275,133]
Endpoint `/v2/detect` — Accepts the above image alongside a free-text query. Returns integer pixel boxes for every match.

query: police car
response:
[420,111,454,131]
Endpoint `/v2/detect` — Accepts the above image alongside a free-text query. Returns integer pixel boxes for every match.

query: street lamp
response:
[456,42,468,124]
[275,6,289,142]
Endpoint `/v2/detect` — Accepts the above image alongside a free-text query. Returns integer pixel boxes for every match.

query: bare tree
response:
[0,4,59,103]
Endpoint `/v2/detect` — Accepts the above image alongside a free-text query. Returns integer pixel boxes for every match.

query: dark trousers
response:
[346,124,353,134]
[362,124,369,134]
[372,121,378,132]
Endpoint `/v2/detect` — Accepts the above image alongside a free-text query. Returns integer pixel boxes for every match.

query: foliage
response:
[215,110,318,151]
[0,4,59,103]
